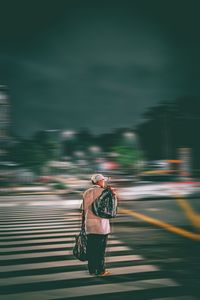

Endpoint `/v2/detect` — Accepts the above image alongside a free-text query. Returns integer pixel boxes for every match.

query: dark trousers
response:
[87,234,108,275]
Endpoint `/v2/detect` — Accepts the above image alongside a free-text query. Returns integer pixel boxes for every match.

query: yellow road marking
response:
[175,197,200,231]
[118,207,200,241]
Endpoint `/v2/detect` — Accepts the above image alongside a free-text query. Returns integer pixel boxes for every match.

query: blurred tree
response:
[112,145,142,171]
[33,130,59,161]
[136,97,200,175]
[8,130,59,174]
[75,129,94,153]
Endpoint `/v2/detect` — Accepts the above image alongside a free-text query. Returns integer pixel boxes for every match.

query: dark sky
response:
[0,0,200,136]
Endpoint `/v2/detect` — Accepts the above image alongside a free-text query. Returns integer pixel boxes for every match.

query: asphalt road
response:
[0,194,199,300]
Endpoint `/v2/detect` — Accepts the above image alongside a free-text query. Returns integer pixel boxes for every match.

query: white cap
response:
[91,174,108,184]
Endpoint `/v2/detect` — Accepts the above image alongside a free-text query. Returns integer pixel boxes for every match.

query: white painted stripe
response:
[0,205,62,208]
[63,211,80,216]
[0,232,81,240]
[0,265,159,286]
[0,255,143,272]
[0,228,80,235]
[0,212,68,222]
[0,205,65,209]
[0,243,73,252]
[0,246,131,260]
[0,217,80,222]
[0,209,79,213]
[0,195,61,201]
[0,233,118,241]
[0,240,123,252]
[0,210,79,213]
[0,222,80,228]
[0,220,78,224]
[0,237,75,245]
[0,209,69,212]
[0,224,81,231]
[0,235,117,245]
[62,218,81,221]
[0,278,179,300]
[27,200,82,206]
[0,212,70,217]
[0,217,80,223]
[0,208,64,212]
[0,202,77,207]
[0,208,58,211]
[0,216,68,221]
[0,211,66,215]
[1,211,81,215]
[0,203,17,207]
[0,212,63,216]
[0,207,66,211]
[0,218,80,224]
[0,215,67,221]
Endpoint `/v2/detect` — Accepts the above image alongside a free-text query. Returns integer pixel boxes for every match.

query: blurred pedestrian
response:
[82,174,117,276]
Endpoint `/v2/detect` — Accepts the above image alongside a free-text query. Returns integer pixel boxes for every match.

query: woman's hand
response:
[108,186,117,196]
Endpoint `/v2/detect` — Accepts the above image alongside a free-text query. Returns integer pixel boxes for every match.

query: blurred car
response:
[139,160,181,182]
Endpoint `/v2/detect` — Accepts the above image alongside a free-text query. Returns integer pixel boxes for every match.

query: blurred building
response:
[0,85,11,160]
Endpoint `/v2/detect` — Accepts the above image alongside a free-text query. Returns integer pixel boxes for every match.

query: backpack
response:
[91,188,117,219]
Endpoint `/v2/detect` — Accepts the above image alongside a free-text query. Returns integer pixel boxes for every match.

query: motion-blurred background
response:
[0,0,200,192]
[1,2,200,299]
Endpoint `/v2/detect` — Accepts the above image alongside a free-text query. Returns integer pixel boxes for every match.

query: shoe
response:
[89,271,96,276]
[96,270,111,276]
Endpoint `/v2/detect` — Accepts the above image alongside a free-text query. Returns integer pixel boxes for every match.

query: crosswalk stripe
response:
[0,222,80,228]
[0,208,65,212]
[0,218,80,224]
[0,278,179,300]
[0,209,71,213]
[0,213,73,222]
[63,212,81,215]
[0,224,81,231]
[0,239,123,252]
[0,203,17,207]
[0,207,192,300]
[0,209,78,212]
[0,254,144,272]
[0,232,84,240]
[0,237,71,246]
[0,209,80,213]
[0,211,68,215]
[0,216,80,221]
[12,199,81,206]
[0,265,159,286]
[0,216,79,220]
[0,216,73,222]
[0,246,131,260]
[0,228,80,235]
[0,235,118,245]
[64,218,83,221]
[0,209,64,212]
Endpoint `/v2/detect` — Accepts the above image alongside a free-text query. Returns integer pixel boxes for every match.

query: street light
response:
[61,130,76,139]
[89,146,101,153]
[73,151,85,157]
[88,146,102,172]
[60,130,77,160]
[123,132,136,141]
